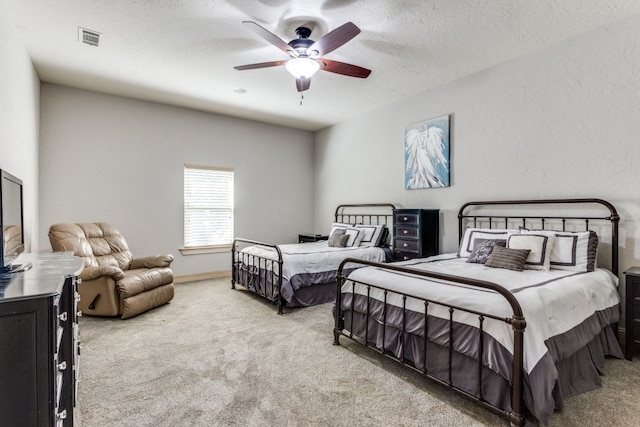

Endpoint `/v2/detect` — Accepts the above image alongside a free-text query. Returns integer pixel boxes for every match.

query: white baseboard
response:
[174,270,231,283]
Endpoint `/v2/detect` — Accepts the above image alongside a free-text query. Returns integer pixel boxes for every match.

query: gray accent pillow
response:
[484,246,531,271]
[466,238,506,264]
[328,229,349,247]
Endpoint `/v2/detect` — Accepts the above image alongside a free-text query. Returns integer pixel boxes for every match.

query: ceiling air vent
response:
[78,27,101,47]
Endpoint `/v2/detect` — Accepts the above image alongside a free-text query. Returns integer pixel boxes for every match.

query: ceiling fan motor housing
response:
[288,27,315,56]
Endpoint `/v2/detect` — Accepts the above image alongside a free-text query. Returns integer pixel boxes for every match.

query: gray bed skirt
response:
[338,294,622,424]
[234,264,343,308]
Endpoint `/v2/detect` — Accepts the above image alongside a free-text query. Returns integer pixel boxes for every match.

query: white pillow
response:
[344,227,364,247]
[552,231,598,272]
[508,233,555,271]
[458,228,516,258]
[355,224,385,247]
[521,229,598,272]
[329,222,353,239]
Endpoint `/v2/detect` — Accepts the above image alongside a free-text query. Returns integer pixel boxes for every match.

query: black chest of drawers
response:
[393,209,440,261]
[624,267,640,360]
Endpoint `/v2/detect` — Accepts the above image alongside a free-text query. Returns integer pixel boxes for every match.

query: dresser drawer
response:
[395,239,419,252]
[395,226,419,239]
[395,213,419,225]
[631,281,640,298]
[633,298,640,321]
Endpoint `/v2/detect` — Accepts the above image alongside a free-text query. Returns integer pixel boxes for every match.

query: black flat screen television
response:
[0,169,30,273]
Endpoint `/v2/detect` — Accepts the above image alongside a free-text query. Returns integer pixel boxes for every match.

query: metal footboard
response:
[333,258,527,427]
[231,238,284,314]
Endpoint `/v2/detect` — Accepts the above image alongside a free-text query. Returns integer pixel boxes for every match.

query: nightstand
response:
[624,267,640,360]
[393,209,440,261]
[299,233,329,243]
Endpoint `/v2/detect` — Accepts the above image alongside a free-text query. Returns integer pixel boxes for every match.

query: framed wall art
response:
[404,114,450,189]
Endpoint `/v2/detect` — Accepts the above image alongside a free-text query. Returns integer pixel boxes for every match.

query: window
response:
[182,165,234,253]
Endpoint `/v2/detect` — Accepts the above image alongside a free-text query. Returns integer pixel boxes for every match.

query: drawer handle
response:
[403,230,409,234]
[403,216,408,221]
[57,410,67,420]
[58,312,68,322]
[403,256,409,260]
[403,243,409,247]
[58,361,67,372]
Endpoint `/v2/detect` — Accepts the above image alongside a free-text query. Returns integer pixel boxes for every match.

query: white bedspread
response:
[240,241,386,280]
[342,254,620,373]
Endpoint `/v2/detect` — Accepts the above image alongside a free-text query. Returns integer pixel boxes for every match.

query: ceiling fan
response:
[234,21,371,93]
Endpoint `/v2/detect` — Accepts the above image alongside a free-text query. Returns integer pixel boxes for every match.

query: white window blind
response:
[184,165,234,247]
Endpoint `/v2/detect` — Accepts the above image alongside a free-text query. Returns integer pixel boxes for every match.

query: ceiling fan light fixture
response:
[285,58,320,79]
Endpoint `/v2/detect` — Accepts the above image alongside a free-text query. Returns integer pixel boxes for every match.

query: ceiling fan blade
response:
[296,78,311,92]
[308,22,360,56]
[318,59,371,78]
[234,60,287,71]
[242,21,292,54]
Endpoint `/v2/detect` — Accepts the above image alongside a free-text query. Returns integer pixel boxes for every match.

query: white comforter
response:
[240,241,386,280]
[342,254,620,373]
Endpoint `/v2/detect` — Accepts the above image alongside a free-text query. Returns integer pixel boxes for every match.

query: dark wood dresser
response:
[393,209,440,261]
[625,267,640,360]
[0,253,84,426]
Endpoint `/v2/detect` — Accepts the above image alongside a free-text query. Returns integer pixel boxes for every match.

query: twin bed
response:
[333,198,622,426]
[231,203,395,314]
[232,198,623,425]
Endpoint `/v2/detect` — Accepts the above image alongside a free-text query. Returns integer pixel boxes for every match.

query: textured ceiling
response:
[6,0,640,131]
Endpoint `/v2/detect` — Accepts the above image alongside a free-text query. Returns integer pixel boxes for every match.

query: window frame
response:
[180,164,234,255]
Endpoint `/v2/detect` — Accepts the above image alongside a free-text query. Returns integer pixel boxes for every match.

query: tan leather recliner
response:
[48,223,175,319]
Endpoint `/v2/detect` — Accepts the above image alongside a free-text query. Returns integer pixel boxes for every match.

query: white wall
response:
[315,13,640,279]
[39,85,314,276]
[0,0,40,253]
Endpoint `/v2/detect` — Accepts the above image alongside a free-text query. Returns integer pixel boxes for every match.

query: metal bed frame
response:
[333,198,620,426]
[231,203,396,314]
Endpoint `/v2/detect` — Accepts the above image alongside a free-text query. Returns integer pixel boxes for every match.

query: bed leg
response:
[333,330,341,346]
[231,278,236,290]
[277,299,283,315]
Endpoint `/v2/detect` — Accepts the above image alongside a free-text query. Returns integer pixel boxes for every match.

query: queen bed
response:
[232,203,395,314]
[333,199,623,426]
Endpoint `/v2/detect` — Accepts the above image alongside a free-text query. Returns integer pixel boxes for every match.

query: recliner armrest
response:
[80,265,125,281]
[130,254,174,269]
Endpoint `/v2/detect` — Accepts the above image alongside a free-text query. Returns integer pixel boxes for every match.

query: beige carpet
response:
[76,278,640,426]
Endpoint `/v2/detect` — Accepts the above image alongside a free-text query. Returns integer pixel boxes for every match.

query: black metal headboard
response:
[458,199,620,275]
[334,203,397,226]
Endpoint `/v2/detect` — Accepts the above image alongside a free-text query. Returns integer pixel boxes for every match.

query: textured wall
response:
[0,1,40,252]
[39,85,314,275]
[314,13,640,279]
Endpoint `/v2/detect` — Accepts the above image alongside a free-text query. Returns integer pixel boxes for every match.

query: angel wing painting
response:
[404,115,450,189]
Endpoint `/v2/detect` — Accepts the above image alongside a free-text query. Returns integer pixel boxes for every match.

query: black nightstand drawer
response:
[395,226,419,240]
[395,239,419,252]
[395,213,419,225]
[395,250,419,261]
